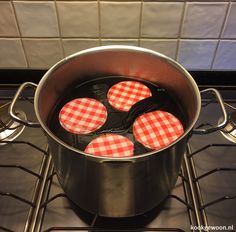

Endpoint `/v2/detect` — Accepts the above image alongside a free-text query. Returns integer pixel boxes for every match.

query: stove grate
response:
[0,137,48,232]
[188,143,236,210]
[187,124,236,229]
[0,226,14,232]
[188,143,236,158]
[1,140,48,154]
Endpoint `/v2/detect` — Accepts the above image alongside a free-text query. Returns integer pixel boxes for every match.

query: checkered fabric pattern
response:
[133,110,184,150]
[107,81,152,111]
[59,98,107,134]
[84,134,134,157]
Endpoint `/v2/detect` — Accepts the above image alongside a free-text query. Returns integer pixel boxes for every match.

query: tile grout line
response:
[210,1,231,70]
[11,0,29,68]
[175,1,187,61]
[54,0,65,58]
[9,0,186,1]
[1,36,236,40]
[138,0,144,47]
[98,0,102,46]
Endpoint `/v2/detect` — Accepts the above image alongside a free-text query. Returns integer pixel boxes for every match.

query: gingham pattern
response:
[84,134,134,157]
[107,81,152,111]
[59,98,107,134]
[133,110,184,150]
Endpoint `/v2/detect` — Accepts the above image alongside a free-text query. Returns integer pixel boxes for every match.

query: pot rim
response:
[34,45,201,160]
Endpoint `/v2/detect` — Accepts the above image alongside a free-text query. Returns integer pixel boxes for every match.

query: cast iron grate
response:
[0,140,49,232]
[0,96,49,232]
[186,100,236,230]
[188,143,236,210]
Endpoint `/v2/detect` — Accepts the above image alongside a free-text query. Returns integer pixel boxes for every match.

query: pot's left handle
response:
[9,82,40,128]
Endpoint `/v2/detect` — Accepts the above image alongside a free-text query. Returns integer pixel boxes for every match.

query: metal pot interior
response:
[34,46,201,157]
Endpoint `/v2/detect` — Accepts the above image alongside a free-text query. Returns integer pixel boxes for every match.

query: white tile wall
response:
[140,39,178,59]
[222,3,236,38]
[14,1,59,37]
[182,3,228,38]
[100,2,141,38]
[23,39,63,69]
[63,39,99,56]
[178,40,218,70]
[0,39,27,68]
[101,39,138,46]
[57,2,99,37]
[213,40,236,70]
[0,2,19,37]
[141,2,184,38]
[0,0,235,70]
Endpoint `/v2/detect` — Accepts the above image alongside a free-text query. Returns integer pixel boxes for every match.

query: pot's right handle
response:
[9,82,40,128]
[193,88,228,134]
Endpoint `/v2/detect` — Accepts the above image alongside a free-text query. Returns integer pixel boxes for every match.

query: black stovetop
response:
[0,84,235,232]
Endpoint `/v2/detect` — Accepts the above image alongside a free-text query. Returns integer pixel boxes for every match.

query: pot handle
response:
[9,82,41,128]
[192,88,228,134]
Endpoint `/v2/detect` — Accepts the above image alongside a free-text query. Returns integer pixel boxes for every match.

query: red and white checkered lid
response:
[107,81,152,112]
[133,110,184,150]
[84,134,134,157]
[59,98,107,134]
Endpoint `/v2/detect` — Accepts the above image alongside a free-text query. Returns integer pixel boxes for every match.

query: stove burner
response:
[220,111,236,143]
[0,102,26,145]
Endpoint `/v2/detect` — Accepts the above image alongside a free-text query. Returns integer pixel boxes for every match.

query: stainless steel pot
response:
[9,46,228,217]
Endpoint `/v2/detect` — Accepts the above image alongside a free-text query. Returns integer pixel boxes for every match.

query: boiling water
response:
[48,76,186,155]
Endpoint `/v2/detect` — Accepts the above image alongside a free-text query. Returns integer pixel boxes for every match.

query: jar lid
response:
[133,110,184,150]
[85,134,134,157]
[59,98,107,134]
[107,81,152,111]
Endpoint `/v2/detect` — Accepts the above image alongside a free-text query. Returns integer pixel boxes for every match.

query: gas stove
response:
[0,75,236,232]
